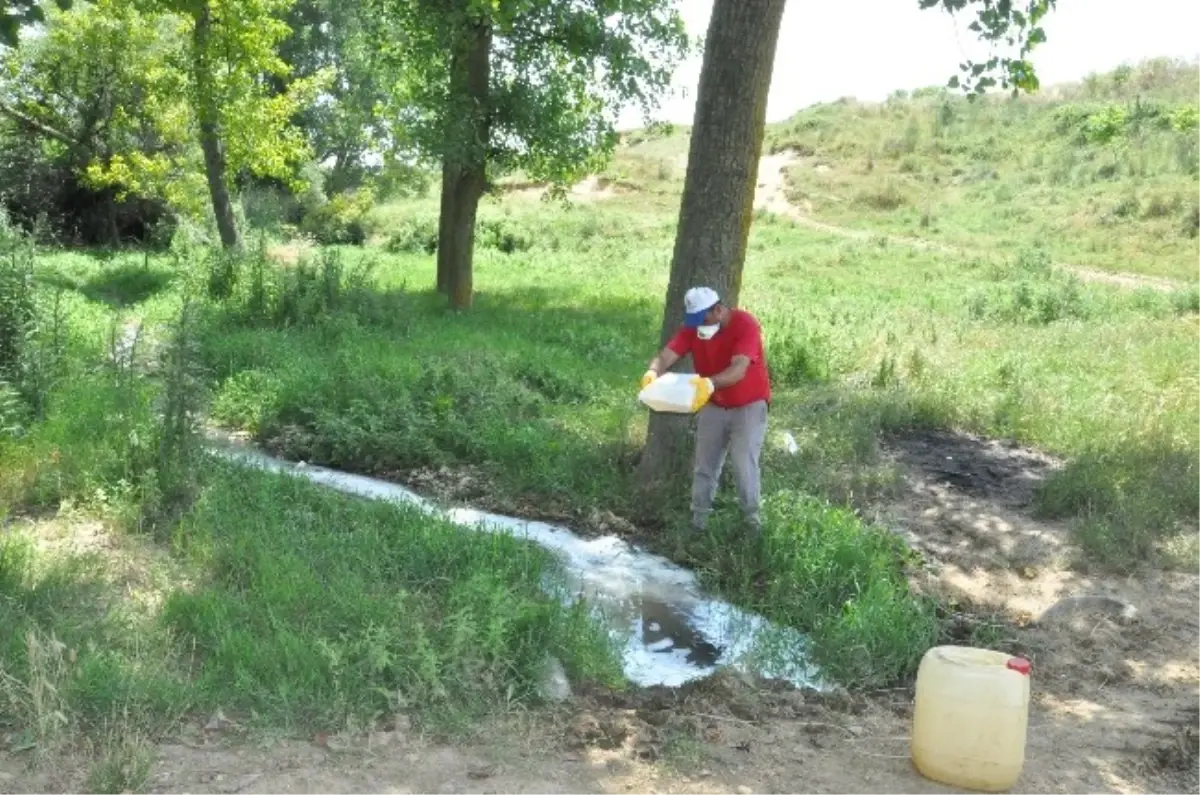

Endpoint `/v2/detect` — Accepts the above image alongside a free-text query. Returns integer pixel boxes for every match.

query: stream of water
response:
[208,438,823,691]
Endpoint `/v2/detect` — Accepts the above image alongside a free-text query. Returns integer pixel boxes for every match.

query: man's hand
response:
[690,376,714,412]
[641,370,658,390]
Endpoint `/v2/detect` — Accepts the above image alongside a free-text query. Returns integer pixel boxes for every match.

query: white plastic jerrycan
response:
[638,372,699,414]
[911,645,1032,792]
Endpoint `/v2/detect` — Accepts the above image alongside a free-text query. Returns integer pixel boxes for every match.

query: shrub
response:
[1181,201,1200,238]
[853,181,907,211]
[385,214,440,254]
[476,217,534,254]
[384,215,535,255]
[300,188,374,246]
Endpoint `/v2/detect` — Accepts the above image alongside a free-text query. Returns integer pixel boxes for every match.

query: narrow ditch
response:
[205,431,825,691]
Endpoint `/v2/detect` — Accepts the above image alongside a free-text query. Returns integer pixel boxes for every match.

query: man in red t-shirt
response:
[641,286,771,535]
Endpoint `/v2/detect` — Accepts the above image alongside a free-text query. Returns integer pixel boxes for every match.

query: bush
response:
[853,181,908,211]
[1182,201,1200,238]
[299,188,374,246]
[765,322,832,387]
[0,231,67,420]
[385,214,440,254]
[476,217,534,254]
[384,215,535,255]
[966,276,1089,326]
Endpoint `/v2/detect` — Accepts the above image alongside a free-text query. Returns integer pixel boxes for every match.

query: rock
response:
[537,656,572,703]
[467,765,496,780]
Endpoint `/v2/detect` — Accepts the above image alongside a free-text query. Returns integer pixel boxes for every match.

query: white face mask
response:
[696,324,720,340]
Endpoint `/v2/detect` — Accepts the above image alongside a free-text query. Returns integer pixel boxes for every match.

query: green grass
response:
[163,463,624,731]
[0,282,626,782]
[683,492,940,690]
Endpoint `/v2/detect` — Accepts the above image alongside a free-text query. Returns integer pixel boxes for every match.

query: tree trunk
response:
[193,3,242,251]
[435,12,491,309]
[637,0,787,496]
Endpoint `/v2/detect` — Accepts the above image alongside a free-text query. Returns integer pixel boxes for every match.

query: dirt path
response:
[752,151,1191,293]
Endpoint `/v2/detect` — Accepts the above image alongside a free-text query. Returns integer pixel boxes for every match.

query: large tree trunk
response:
[636,0,787,497]
[436,14,491,309]
[193,3,242,251]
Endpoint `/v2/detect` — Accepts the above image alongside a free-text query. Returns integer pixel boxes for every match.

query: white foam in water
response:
[207,441,825,690]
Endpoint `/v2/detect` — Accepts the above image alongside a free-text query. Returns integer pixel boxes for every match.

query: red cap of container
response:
[1006,656,1032,675]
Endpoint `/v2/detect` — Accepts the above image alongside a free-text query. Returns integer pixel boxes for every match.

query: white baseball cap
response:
[683,286,720,327]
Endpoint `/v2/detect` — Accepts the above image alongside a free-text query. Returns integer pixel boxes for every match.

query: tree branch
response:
[0,100,77,146]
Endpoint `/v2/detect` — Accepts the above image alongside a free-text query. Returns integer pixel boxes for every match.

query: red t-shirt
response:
[667,309,771,409]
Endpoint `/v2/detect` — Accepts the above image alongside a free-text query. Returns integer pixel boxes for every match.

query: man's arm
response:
[708,354,751,389]
[704,314,759,389]
[647,346,680,377]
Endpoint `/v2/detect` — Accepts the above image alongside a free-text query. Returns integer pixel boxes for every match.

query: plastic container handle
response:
[1006,656,1032,676]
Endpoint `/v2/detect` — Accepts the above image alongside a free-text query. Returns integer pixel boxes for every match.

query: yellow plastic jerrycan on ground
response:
[637,373,699,414]
[911,645,1032,792]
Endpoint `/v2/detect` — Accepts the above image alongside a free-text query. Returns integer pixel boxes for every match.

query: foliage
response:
[192,193,1197,573]
[919,0,1056,95]
[0,224,66,423]
[719,492,939,689]
[1035,433,1199,572]
[163,466,623,728]
[299,187,375,245]
[277,0,395,194]
[369,0,690,187]
[66,0,328,218]
[0,1,184,241]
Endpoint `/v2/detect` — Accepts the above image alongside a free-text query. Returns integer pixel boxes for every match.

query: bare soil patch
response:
[498,175,637,203]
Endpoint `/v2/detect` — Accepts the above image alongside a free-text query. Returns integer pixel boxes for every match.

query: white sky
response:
[617,0,1200,129]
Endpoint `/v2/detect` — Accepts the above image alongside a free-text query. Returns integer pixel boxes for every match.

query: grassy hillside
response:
[613,58,1200,282]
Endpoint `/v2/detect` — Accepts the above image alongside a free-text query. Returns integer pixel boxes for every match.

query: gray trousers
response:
[691,400,768,532]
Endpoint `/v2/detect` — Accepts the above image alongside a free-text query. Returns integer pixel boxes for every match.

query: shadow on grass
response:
[80,261,177,308]
[33,255,179,308]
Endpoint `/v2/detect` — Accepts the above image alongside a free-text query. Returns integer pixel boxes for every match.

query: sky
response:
[616,0,1200,130]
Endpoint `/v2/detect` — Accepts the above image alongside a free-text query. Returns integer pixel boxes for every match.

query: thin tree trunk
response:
[637,0,787,499]
[436,13,491,309]
[193,3,242,251]
[437,160,486,306]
